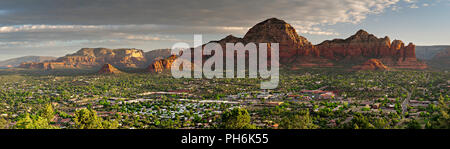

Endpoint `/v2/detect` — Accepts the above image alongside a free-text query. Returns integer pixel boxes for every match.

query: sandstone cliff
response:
[20,48,148,70]
[59,48,147,68]
[147,55,178,73]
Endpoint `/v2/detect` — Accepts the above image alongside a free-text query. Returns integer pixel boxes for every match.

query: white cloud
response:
[0,0,404,36]
[409,4,419,8]
[0,9,8,15]
[272,0,401,35]
[0,24,250,35]
[0,25,103,33]
[0,0,422,58]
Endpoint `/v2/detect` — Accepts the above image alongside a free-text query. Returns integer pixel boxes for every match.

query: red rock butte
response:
[352,59,389,71]
[98,64,122,74]
[147,55,178,73]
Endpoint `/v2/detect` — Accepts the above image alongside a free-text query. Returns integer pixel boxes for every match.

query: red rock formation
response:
[210,18,329,68]
[317,30,392,60]
[144,49,172,66]
[147,55,178,73]
[19,18,427,71]
[352,59,389,70]
[317,30,427,69]
[98,64,122,74]
[242,18,319,62]
[59,48,146,68]
[194,18,425,70]
[21,48,148,70]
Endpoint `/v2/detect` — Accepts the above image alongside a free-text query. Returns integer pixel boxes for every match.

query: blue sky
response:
[306,0,450,45]
[0,0,449,60]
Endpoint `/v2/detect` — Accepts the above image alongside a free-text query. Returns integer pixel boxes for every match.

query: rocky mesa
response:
[19,48,170,70]
[57,48,147,68]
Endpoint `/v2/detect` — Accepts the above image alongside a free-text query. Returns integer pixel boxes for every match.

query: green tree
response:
[102,119,119,129]
[73,109,118,129]
[0,117,9,129]
[407,119,422,129]
[221,108,255,129]
[41,103,55,121]
[14,114,58,129]
[73,109,104,129]
[373,118,390,129]
[279,111,319,129]
[351,113,375,129]
[433,95,449,128]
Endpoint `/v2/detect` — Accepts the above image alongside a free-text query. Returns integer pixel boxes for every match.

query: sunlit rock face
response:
[59,48,147,68]
[147,55,178,73]
[20,48,148,69]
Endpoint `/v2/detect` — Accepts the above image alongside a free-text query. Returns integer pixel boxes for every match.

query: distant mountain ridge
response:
[416,46,450,60]
[0,56,57,68]
[427,47,450,70]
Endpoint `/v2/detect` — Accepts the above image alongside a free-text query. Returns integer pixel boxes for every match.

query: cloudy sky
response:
[0,0,449,60]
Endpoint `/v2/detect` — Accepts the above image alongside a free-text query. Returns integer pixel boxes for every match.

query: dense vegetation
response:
[0,68,448,129]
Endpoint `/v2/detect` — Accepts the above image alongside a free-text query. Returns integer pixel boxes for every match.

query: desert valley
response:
[0,18,448,129]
